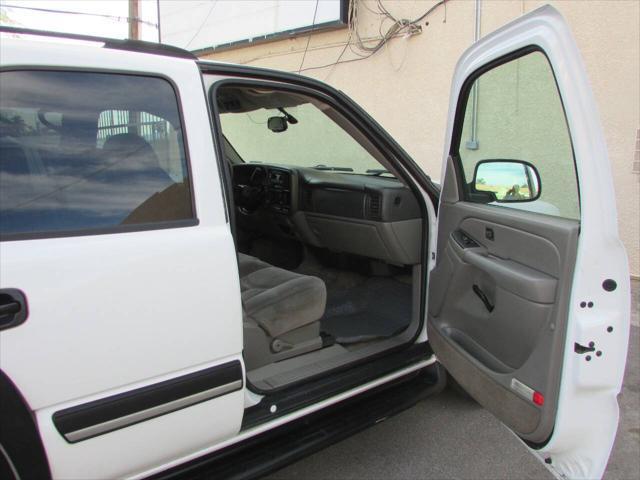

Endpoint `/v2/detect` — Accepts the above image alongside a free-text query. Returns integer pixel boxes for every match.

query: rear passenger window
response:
[0,71,193,238]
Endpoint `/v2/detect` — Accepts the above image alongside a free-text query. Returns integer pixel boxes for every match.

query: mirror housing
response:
[472,160,541,203]
[267,116,288,133]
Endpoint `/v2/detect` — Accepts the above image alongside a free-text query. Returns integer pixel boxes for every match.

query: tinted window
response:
[0,71,193,237]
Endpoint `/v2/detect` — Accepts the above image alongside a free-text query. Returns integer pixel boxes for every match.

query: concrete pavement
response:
[269,280,639,480]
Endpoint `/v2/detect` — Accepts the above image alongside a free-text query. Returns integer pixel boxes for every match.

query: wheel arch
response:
[0,369,51,479]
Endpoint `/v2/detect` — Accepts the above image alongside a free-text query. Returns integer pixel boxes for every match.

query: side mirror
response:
[267,116,288,133]
[472,160,541,202]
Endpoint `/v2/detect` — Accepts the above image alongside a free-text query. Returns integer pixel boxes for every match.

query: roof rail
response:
[0,26,197,60]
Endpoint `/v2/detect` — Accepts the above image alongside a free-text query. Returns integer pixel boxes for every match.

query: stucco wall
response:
[201,0,640,276]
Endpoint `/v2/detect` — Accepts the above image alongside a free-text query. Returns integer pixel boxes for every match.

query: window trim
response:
[0,67,199,242]
[448,45,581,214]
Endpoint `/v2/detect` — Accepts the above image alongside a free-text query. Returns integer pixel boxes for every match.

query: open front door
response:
[428,6,629,479]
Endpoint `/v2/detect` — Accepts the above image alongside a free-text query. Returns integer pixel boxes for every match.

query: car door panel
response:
[0,40,245,479]
[428,6,629,479]
[51,360,243,444]
[429,199,579,441]
[35,357,244,479]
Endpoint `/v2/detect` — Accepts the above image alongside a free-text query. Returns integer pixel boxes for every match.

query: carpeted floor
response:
[321,277,412,343]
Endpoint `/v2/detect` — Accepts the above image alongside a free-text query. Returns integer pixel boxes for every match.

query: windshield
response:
[218,89,389,175]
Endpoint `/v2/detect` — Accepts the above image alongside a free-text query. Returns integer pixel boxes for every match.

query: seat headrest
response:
[102,133,155,158]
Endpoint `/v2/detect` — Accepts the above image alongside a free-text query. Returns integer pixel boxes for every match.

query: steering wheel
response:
[37,109,64,132]
[235,167,266,214]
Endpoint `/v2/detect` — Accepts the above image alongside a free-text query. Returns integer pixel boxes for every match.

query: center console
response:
[267,167,292,214]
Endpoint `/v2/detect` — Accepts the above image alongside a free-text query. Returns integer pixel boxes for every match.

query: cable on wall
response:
[185,0,218,49]
[298,0,448,74]
[297,0,320,73]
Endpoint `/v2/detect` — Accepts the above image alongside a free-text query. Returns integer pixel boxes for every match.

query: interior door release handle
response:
[472,285,494,313]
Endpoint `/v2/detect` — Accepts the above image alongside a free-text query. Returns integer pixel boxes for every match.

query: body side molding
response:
[53,361,243,443]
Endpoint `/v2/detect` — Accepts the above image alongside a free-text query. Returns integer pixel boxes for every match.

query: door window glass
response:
[456,51,579,219]
[0,71,193,237]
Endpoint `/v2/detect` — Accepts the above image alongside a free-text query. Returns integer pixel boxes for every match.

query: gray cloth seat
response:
[237,253,327,370]
[238,253,326,337]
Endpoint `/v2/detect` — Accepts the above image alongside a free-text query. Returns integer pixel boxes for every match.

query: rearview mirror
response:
[473,160,541,202]
[267,116,288,133]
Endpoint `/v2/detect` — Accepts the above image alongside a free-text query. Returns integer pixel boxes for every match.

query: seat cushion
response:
[238,253,326,338]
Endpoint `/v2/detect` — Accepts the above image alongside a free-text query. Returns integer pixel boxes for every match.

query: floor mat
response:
[321,277,412,343]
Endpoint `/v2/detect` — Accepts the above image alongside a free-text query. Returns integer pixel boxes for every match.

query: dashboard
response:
[232,163,423,266]
[233,165,292,214]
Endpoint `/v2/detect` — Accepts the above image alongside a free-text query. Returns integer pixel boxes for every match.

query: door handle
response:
[472,285,494,313]
[0,302,20,317]
[0,289,28,331]
[463,250,557,304]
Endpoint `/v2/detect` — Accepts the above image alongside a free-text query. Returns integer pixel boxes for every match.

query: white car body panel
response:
[35,357,244,479]
[0,37,245,478]
[438,6,629,479]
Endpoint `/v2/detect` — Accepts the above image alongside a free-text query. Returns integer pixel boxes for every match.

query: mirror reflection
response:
[473,160,540,202]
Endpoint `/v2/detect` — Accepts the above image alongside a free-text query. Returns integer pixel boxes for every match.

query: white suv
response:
[0,6,630,480]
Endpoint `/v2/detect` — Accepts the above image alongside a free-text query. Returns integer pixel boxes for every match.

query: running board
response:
[243,342,433,429]
[151,363,444,480]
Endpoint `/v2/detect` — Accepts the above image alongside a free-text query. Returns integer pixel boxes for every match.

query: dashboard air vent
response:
[367,193,382,220]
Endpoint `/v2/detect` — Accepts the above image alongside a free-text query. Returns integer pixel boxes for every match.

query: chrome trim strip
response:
[64,379,242,442]
[0,442,21,480]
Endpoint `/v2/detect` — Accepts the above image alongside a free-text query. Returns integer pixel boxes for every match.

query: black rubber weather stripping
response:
[53,361,242,443]
[151,363,445,480]
[242,342,433,430]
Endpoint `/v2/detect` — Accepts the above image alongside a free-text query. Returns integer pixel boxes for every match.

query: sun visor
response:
[217,87,306,113]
